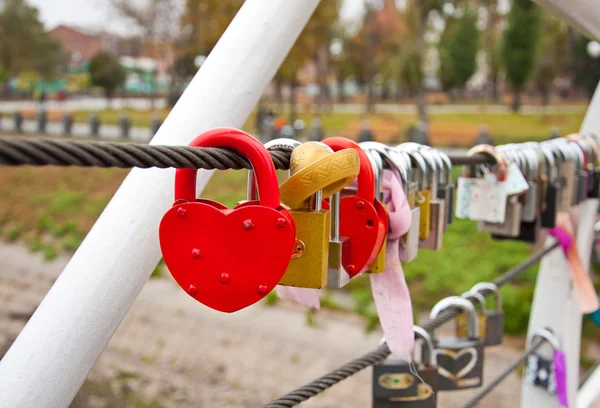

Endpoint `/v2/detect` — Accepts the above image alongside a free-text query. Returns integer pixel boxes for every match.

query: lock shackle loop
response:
[581,134,600,167]
[540,146,558,182]
[461,291,486,314]
[566,134,592,169]
[415,148,440,194]
[360,146,384,200]
[528,327,560,352]
[523,143,546,181]
[176,128,281,208]
[397,145,429,190]
[414,325,435,366]
[359,142,405,190]
[323,137,375,203]
[467,144,508,181]
[430,296,480,339]
[471,282,502,312]
[247,138,301,201]
[522,148,539,182]
[423,146,450,186]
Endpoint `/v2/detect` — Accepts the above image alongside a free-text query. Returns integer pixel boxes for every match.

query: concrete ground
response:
[0,243,594,407]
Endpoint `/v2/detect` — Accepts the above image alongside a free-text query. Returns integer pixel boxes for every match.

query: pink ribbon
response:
[369,170,414,360]
[548,213,600,314]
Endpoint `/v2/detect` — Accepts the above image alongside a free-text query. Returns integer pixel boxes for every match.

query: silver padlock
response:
[478,195,522,237]
[520,149,539,222]
[430,296,484,390]
[472,282,504,346]
[417,148,445,250]
[393,148,420,262]
[327,191,350,288]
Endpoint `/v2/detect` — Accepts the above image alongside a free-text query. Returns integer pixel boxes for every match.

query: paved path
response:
[0,243,586,407]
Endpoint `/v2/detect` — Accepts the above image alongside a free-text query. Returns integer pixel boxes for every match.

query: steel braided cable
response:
[0,138,291,170]
[0,137,493,170]
[263,242,562,408]
[461,341,544,408]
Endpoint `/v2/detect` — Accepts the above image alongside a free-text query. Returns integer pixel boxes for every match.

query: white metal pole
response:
[521,80,600,407]
[532,0,600,41]
[578,365,600,408]
[0,1,321,407]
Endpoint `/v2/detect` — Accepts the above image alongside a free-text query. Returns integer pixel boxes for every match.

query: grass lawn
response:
[11,106,586,146]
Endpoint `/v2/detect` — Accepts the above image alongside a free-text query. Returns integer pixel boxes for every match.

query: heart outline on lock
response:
[159,128,296,313]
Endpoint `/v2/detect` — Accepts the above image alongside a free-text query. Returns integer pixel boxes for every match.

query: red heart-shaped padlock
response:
[160,201,295,313]
[159,128,296,313]
[322,137,385,277]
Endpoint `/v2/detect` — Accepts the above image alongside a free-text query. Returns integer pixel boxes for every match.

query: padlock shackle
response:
[467,144,508,182]
[247,138,301,201]
[362,148,383,200]
[175,128,281,209]
[397,145,429,190]
[461,291,486,314]
[323,137,375,203]
[430,296,480,339]
[414,326,435,366]
[528,327,560,352]
[471,282,502,311]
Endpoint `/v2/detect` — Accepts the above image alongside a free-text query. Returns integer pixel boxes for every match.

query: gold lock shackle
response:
[279,142,360,209]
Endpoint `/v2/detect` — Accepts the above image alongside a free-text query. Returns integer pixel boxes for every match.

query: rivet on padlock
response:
[322,137,386,277]
[159,128,296,313]
[372,326,438,408]
[471,282,504,346]
[277,141,360,288]
[429,296,484,391]
[524,328,564,396]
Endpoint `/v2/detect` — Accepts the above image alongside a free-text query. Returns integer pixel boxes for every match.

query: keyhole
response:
[366,220,374,228]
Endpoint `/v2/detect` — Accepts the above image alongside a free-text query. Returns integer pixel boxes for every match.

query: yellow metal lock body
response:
[456,291,488,341]
[416,189,431,240]
[279,207,330,288]
[278,142,360,289]
[366,203,387,274]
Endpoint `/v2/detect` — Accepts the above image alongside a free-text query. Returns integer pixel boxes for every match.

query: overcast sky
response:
[29,0,371,34]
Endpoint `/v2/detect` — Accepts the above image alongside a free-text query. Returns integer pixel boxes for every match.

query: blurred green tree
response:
[0,0,64,81]
[88,52,126,109]
[438,8,480,97]
[501,0,543,112]
[534,13,568,107]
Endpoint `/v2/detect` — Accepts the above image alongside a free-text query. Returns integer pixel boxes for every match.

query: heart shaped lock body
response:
[322,137,385,277]
[159,128,296,313]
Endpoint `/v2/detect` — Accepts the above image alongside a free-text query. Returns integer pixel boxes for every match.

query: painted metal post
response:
[0,1,321,407]
[532,0,600,41]
[578,365,600,408]
[521,80,600,407]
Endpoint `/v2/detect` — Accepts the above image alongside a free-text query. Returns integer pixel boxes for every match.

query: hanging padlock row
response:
[158,127,461,312]
[158,128,599,313]
[373,290,567,408]
[457,134,600,242]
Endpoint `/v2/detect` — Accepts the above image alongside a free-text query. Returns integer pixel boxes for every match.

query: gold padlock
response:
[278,142,360,288]
[403,149,431,240]
[456,291,488,340]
